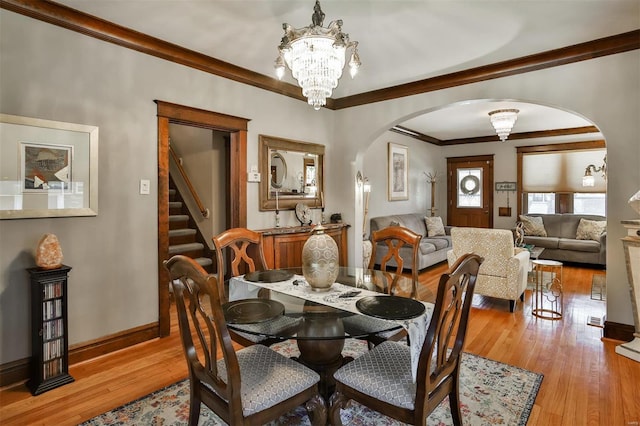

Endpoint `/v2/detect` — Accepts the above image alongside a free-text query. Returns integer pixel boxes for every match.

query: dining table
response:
[225,266,435,400]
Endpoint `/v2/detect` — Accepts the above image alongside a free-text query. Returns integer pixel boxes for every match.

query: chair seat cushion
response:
[216,344,320,416]
[334,341,416,410]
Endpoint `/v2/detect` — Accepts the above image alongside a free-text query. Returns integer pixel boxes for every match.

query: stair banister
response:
[169,145,210,218]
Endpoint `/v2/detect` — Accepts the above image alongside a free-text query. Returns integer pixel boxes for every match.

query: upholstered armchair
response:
[447,227,530,312]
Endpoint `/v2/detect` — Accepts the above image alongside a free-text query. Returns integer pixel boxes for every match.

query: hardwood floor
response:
[1,264,638,425]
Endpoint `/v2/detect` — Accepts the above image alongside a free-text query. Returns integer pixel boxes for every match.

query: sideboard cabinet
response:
[27,265,74,395]
[259,223,349,269]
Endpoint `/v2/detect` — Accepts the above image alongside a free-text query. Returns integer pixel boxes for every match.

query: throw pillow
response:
[425,216,445,237]
[576,218,606,241]
[519,215,547,237]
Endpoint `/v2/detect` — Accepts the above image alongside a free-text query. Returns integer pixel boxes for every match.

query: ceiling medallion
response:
[274,0,361,110]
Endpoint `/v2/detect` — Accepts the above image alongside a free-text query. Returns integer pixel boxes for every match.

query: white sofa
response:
[447,227,530,313]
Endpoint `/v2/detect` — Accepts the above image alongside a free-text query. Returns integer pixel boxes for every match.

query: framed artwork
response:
[21,142,73,192]
[0,113,99,219]
[388,142,408,201]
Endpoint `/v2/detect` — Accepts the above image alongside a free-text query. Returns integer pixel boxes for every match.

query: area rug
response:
[83,340,542,426]
[591,273,606,300]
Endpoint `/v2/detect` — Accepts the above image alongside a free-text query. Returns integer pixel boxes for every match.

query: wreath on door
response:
[460,175,480,195]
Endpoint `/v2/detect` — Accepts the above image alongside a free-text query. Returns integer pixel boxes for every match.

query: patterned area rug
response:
[83,340,542,426]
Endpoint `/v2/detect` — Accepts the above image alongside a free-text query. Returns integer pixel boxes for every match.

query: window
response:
[526,193,555,214]
[574,193,606,216]
[518,143,606,215]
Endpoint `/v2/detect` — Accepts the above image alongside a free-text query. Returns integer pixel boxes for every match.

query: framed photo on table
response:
[388,142,408,201]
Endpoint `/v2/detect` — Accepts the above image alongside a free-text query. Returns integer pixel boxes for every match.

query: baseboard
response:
[0,322,159,388]
[603,320,636,342]
[0,357,30,388]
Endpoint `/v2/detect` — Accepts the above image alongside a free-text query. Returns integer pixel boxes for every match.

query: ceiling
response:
[52,1,640,143]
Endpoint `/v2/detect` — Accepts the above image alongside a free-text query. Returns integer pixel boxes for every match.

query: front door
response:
[447,155,494,228]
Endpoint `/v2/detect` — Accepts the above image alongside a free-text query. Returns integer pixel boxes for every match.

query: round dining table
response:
[224,266,434,400]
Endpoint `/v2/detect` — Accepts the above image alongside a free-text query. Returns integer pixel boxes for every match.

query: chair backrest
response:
[369,225,422,298]
[450,227,514,277]
[212,227,268,302]
[415,252,482,417]
[163,255,243,419]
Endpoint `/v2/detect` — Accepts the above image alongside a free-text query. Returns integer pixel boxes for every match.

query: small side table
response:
[532,259,563,320]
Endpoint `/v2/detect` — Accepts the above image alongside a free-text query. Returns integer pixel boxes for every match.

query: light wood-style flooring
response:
[1,263,639,425]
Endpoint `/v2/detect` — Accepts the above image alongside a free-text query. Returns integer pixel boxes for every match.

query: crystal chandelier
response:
[488,109,519,141]
[274,0,361,110]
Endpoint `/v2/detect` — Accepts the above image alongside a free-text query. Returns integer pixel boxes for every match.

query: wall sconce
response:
[582,155,607,187]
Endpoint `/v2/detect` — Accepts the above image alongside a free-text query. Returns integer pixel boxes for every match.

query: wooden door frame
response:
[156,100,250,336]
[446,155,494,228]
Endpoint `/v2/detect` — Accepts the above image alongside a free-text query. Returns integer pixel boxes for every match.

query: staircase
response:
[168,177,214,272]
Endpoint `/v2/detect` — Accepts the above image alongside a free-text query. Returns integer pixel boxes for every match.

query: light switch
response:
[140,179,150,195]
[247,172,261,183]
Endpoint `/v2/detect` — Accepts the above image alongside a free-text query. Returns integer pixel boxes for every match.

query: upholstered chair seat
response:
[334,341,417,409]
[214,344,321,416]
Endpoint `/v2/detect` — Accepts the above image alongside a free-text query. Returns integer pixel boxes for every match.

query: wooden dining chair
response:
[212,227,294,347]
[369,225,422,299]
[361,225,423,346]
[212,227,269,303]
[164,255,327,426]
[329,253,483,426]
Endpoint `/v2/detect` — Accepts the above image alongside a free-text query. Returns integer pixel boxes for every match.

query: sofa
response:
[447,227,530,312]
[369,213,452,271]
[517,214,606,266]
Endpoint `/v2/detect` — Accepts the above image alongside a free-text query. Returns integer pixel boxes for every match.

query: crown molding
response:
[392,125,601,146]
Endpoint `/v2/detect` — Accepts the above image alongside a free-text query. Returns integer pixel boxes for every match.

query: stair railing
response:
[169,145,210,218]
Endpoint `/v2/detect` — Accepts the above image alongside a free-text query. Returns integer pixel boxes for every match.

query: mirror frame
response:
[259,134,324,211]
[0,113,99,219]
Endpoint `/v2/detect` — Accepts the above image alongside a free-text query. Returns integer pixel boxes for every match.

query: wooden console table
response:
[259,223,349,269]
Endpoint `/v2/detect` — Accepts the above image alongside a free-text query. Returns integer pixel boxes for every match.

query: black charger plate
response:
[356,295,426,320]
[244,270,294,283]
[223,299,285,324]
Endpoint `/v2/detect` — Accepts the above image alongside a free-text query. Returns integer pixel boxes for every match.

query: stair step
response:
[169,242,204,255]
[195,257,213,267]
[169,229,196,237]
[169,201,182,209]
[169,228,198,245]
[169,214,189,222]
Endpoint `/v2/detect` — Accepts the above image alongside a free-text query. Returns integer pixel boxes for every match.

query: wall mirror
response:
[0,114,99,219]
[259,134,324,211]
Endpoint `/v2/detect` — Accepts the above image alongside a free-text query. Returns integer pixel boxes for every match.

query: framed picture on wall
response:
[388,142,408,201]
[0,113,98,219]
[21,142,73,192]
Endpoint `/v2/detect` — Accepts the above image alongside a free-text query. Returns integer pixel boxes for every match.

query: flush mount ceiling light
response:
[488,109,520,141]
[274,0,361,110]
[582,155,607,187]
